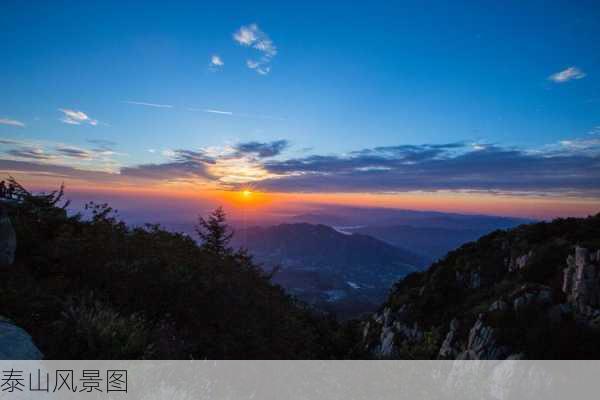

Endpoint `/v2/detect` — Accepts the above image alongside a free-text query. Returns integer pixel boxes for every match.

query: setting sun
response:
[242,190,252,198]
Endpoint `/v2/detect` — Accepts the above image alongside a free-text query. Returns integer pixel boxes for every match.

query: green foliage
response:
[0,180,355,359]
[195,206,234,256]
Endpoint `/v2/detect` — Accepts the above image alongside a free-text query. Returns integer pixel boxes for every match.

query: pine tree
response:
[195,207,234,256]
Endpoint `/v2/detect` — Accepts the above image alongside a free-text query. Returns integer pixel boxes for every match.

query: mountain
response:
[362,214,600,359]
[290,206,531,230]
[290,207,529,261]
[232,223,428,319]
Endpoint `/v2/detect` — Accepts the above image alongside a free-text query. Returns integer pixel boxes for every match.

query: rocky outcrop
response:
[0,207,16,266]
[0,317,43,359]
[438,318,461,359]
[510,284,553,311]
[562,246,600,316]
[455,269,481,289]
[368,306,424,358]
[507,251,533,272]
[363,216,600,359]
[457,314,510,360]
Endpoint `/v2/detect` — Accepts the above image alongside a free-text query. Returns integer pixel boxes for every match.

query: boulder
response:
[0,317,43,360]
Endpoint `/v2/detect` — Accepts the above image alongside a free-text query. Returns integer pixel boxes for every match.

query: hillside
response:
[0,180,360,359]
[363,214,600,359]
[232,223,428,318]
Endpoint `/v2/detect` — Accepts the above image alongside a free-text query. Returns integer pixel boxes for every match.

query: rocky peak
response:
[562,246,600,317]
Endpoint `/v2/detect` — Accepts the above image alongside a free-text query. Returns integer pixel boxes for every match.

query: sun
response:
[242,190,252,199]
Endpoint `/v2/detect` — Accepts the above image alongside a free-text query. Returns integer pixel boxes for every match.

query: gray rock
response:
[0,317,43,360]
[455,269,481,289]
[489,299,509,312]
[511,284,553,311]
[508,251,533,272]
[438,318,461,359]
[459,314,510,360]
[562,246,600,315]
[379,327,396,358]
[0,208,16,266]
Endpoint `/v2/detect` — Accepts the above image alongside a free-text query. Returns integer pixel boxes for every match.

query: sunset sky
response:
[1,1,599,220]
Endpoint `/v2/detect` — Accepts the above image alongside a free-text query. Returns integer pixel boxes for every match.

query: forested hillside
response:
[0,179,361,359]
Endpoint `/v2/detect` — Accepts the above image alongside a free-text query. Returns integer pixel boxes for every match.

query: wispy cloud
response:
[200,108,234,115]
[233,23,277,75]
[0,118,25,128]
[548,66,586,83]
[209,55,224,70]
[7,147,54,160]
[122,101,174,109]
[188,107,284,121]
[87,139,117,151]
[59,109,98,126]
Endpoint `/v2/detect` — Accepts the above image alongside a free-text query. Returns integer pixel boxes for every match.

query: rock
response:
[508,251,533,272]
[457,314,510,360]
[0,317,43,359]
[511,284,553,311]
[379,327,395,358]
[369,305,423,358]
[489,299,509,312]
[562,246,600,315]
[455,269,481,289]
[438,318,461,359]
[0,208,16,266]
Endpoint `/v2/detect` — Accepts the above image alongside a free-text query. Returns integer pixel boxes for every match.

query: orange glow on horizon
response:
[8,172,599,220]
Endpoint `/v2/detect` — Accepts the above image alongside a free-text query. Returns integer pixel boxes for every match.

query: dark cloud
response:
[0,159,117,182]
[0,139,22,145]
[119,149,215,181]
[234,140,289,158]
[257,144,600,194]
[120,161,212,181]
[55,147,93,159]
[6,147,54,160]
[172,149,216,164]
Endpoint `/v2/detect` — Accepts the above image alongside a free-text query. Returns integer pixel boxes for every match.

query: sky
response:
[1,1,599,220]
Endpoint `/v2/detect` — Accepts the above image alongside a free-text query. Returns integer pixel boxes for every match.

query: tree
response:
[195,207,234,256]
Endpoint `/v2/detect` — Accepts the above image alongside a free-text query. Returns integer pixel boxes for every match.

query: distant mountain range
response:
[232,223,428,318]
[289,207,531,261]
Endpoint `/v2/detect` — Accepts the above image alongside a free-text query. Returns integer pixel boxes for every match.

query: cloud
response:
[234,140,289,158]
[188,107,284,121]
[254,141,600,195]
[209,55,224,70]
[120,149,215,181]
[0,118,25,128]
[233,24,277,75]
[87,139,117,151]
[122,101,174,108]
[6,147,55,160]
[548,66,586,83]
[201,109,233,115]
[59,109,98,126]
[54,146,95,159]
[0,138,23,145]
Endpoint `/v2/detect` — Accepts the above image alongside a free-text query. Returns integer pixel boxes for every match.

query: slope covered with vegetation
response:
[0,179,361,359]
[363,213,600,359]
